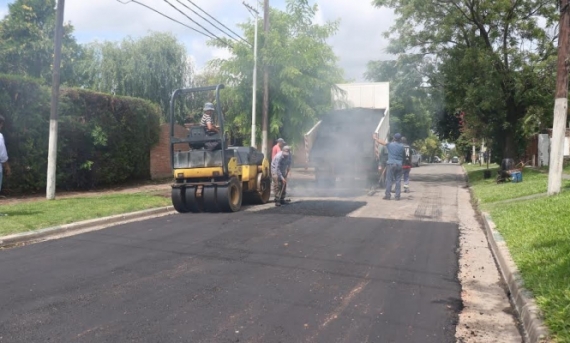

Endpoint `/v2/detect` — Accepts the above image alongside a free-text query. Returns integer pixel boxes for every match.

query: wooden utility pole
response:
[46,0,65,200]
[548,0,570,195]
[261,0,269,157]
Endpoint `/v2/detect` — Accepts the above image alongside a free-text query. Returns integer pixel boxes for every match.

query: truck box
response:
[304,82,390,187]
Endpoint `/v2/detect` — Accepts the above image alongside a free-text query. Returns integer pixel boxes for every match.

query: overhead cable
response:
[185,0,250,45]
[118,0,214,39]
[163,0,234,48]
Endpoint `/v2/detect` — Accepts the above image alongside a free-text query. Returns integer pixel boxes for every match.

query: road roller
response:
[169,84,271,213]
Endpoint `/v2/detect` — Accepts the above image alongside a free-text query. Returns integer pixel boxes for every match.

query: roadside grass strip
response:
[464,164,570,204]
[0,193,170,236]
[466,165,570,341]
[490,193,570,342]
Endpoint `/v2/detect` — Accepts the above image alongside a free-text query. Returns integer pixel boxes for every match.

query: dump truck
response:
[304,82,390,187]
[169,85,272,213]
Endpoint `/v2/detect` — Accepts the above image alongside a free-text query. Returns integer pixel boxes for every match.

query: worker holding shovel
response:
[271,146,291,206]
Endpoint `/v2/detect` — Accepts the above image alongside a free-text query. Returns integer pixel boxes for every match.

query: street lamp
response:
[243,1,259,148]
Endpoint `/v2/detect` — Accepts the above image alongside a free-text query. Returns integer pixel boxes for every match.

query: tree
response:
[78,32,193,120]
[373,0,558,160]
[206,0,343,146]
[414,132,443,162]
[0,0,82,85]
[365,55,432,145]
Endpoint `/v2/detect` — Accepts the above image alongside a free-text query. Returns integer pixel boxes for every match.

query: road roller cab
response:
[169,85,272,213]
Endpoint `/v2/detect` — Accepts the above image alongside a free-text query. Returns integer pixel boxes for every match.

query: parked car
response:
[433,156,442,163]
[411,149,422,167]
[451,156,459,163]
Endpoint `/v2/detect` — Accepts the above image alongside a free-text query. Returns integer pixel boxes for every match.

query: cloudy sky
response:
[0,0,395,81]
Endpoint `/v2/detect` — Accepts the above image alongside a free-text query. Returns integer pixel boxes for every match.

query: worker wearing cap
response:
[200,102,222,151]
[374,133,404,200]
[271,145,291,206]
[272,138,286,159]
[200,102,219,133]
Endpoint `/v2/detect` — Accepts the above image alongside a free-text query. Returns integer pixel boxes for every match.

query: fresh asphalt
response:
[0,178,461,343]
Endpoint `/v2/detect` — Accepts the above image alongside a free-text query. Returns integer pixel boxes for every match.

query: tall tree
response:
[373,0,558,159]
[206,0,344,146]
[365,55,432,145]
[78,32,193,120]
[0,0,82,85]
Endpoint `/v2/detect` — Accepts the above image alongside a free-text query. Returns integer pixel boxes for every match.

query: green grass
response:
[0,193,170,236]
[464,164,570,204]
[489,193,570,342]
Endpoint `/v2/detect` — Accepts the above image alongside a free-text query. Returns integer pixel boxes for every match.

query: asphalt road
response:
[0,170,461,343]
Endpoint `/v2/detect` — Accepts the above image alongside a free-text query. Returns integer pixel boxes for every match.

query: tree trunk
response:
[501,92,521,160]
[501,130,517,160]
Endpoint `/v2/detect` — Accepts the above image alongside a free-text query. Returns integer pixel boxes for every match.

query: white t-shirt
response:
[0,132,8,173]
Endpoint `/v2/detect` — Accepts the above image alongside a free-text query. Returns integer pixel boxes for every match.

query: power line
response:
[118,0,214,39]
[185,0,250,45]
[177,0,250,46]
[163,0,234,48]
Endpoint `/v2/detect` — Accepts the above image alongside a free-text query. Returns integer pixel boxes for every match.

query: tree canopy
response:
[0,0,82,85]
[206,0,344,146]
[365,55,432,145]
[372,0,558,160]
[78,32,194,121]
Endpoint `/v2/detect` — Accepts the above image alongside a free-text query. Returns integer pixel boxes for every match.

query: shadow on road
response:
[255,200,367,217]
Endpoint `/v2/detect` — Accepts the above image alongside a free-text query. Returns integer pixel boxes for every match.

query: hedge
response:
[0,74,161,192]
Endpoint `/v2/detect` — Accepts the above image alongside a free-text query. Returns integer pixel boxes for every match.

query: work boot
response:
[280,199,289,205]
[404,185,409,193]
[274,198,281,207]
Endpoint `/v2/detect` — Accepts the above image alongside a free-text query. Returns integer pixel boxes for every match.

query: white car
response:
[451,156,459,163]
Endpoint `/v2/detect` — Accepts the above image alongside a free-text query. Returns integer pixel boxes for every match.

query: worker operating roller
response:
[271,145,292,206]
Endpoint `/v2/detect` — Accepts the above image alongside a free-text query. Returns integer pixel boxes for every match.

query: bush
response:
[0,74,161,192]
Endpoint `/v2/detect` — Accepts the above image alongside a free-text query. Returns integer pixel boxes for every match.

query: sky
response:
[0,0,396,81]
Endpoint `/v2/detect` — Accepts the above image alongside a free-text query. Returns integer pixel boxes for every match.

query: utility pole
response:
[243,1,259,148]
[261,0,269,157]
[548,0,570,195]
[46,0,65,200]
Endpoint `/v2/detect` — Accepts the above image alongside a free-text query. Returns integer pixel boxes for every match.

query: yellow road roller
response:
[169,84,272,213]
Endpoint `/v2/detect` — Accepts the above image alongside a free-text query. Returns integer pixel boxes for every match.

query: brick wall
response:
[150,123,188,180]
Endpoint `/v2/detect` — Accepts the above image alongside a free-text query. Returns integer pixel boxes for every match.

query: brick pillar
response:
[150,124,188,180]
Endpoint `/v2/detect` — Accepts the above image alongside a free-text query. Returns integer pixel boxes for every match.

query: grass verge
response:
[464,164,570,205]
[489,193,570,342]
[465,165,570,342]
[0,193,170,237]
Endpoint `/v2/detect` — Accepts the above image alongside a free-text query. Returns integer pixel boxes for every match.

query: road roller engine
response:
[169,85,271,213]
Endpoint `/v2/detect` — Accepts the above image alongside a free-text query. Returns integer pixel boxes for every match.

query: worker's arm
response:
[271,156,285,180]
[206,121,219,132]
[373,134,388,146]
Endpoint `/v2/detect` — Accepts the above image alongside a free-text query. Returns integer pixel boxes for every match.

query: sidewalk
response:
[1,168,315,205]
[0,180,172,205]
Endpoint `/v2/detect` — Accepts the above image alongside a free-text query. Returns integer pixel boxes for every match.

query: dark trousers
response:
[385,164,403,198]
[273,176,287,202]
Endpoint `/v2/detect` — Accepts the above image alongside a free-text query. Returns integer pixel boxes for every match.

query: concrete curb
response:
[463,166,550,342]
[0,206,176,248]
[480,213,550,343]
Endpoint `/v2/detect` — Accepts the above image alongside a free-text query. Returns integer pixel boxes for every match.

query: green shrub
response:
[0,74,160,192]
